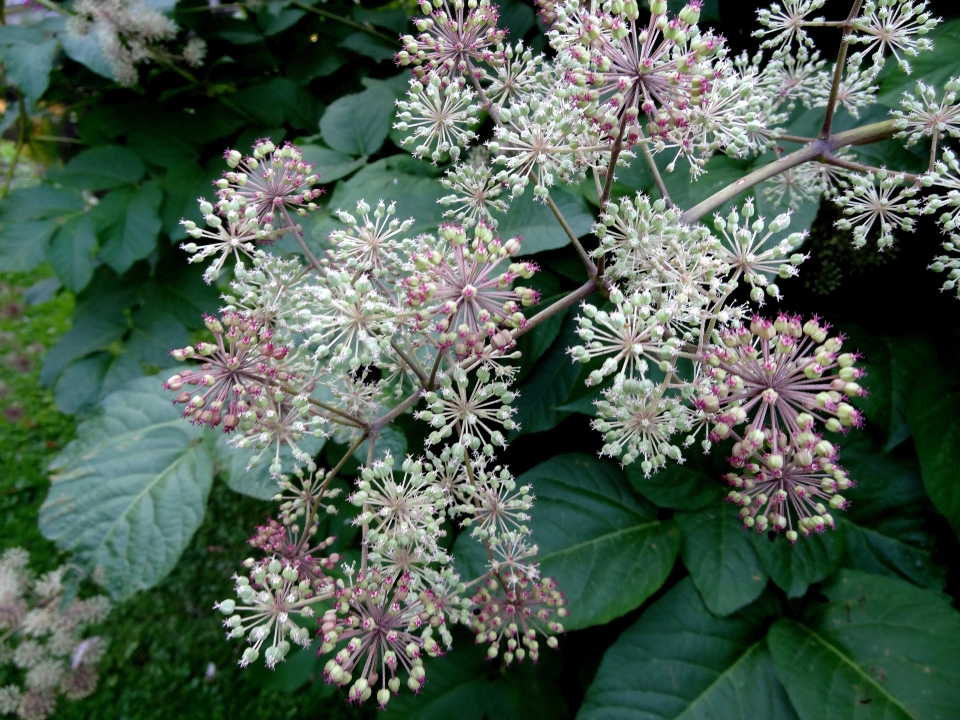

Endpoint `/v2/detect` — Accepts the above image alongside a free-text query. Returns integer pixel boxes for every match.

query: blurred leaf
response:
[299,145,368,183]
[0,34,57,101]
[233,77,322,131]
[769,570,960,720]
[0,184,84,222]
[48,213,98,292]
[751,529,842,598]
[352,6,409,33]
[54,352,113,415]
[0,218,59,272]
[678,506,768,616]
[126,306,189,365]
[320,84,396,156]
[41,377,214,598]
[97,181,163,274]
[338,31,396,62]
[579,579,795,720]
[59,30,117,80]
[53,145,146,190]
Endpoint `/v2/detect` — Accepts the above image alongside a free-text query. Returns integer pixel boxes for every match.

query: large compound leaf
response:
[677,507,768,616]
[40,377,214,599]
[908,381,960,540]
[630,462,722,511]
[458,454,679,630]
[578,579,796,720]
[769,570,960,720]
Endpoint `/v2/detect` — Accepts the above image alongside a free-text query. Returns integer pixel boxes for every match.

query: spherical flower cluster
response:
[470,577,566,664]
[697,315,866,460]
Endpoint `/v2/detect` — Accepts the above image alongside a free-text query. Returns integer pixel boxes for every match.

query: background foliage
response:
[2,0,960,717]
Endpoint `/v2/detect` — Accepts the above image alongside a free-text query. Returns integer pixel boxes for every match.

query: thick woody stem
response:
[680,120,897,225]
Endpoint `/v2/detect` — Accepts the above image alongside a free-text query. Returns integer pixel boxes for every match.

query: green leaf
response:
[512,310,582,436]
[769,570,960,720]
[751,528,842,598]
[492,187,594,256]
[0,218,59,272]
[287,43,346,84]
[213,433,325,501]
[299,145,368,183]
[628,462,722,510]
[338,31,396,62]
[54,145,146,190]
[54,352,113,416]
[0,184,84,222]
[838,436,945,590]
[0,37,57,101]
[59,30,117,80]
[40,285,132,387]
[908,381,960,540]
[677,506,768,616]
[233,78,322,131]
[97,182,163,273]
[354,425,406,464]
[40,377,215,598]
[458,454,679,630]
[579,578,796,720]
[309,156,446,244]
[320,84,396,157]
[48,213,97,292]
[126,307,189,366]
[382,630,567,720]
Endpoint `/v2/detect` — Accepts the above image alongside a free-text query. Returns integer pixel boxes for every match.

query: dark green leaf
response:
[213,433,325,500]
[382,632,567,720]
[838,436,945,589]
[309,156,446,245]
[458,454,679,630]
[98,181,163,273]
[751,528,842,598]
[126,307,189,366]
[492,187,594,256]
[54,145,146,190]
[908,382,960,540]
[0,184,84,222]
[0,37,57,101]
[579,578,795,720]
[338,31,396,62]
[48,213,97,292]
[59,30,117,80]
[512,311,582,436]
[55,352,113,415]
[41,377,214,598]
[320,84,396,156]
[678,507,768,616]
[233,78,322,131]
[628,462,722,510]
[0,218,59,272]
[769,570,960,720]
